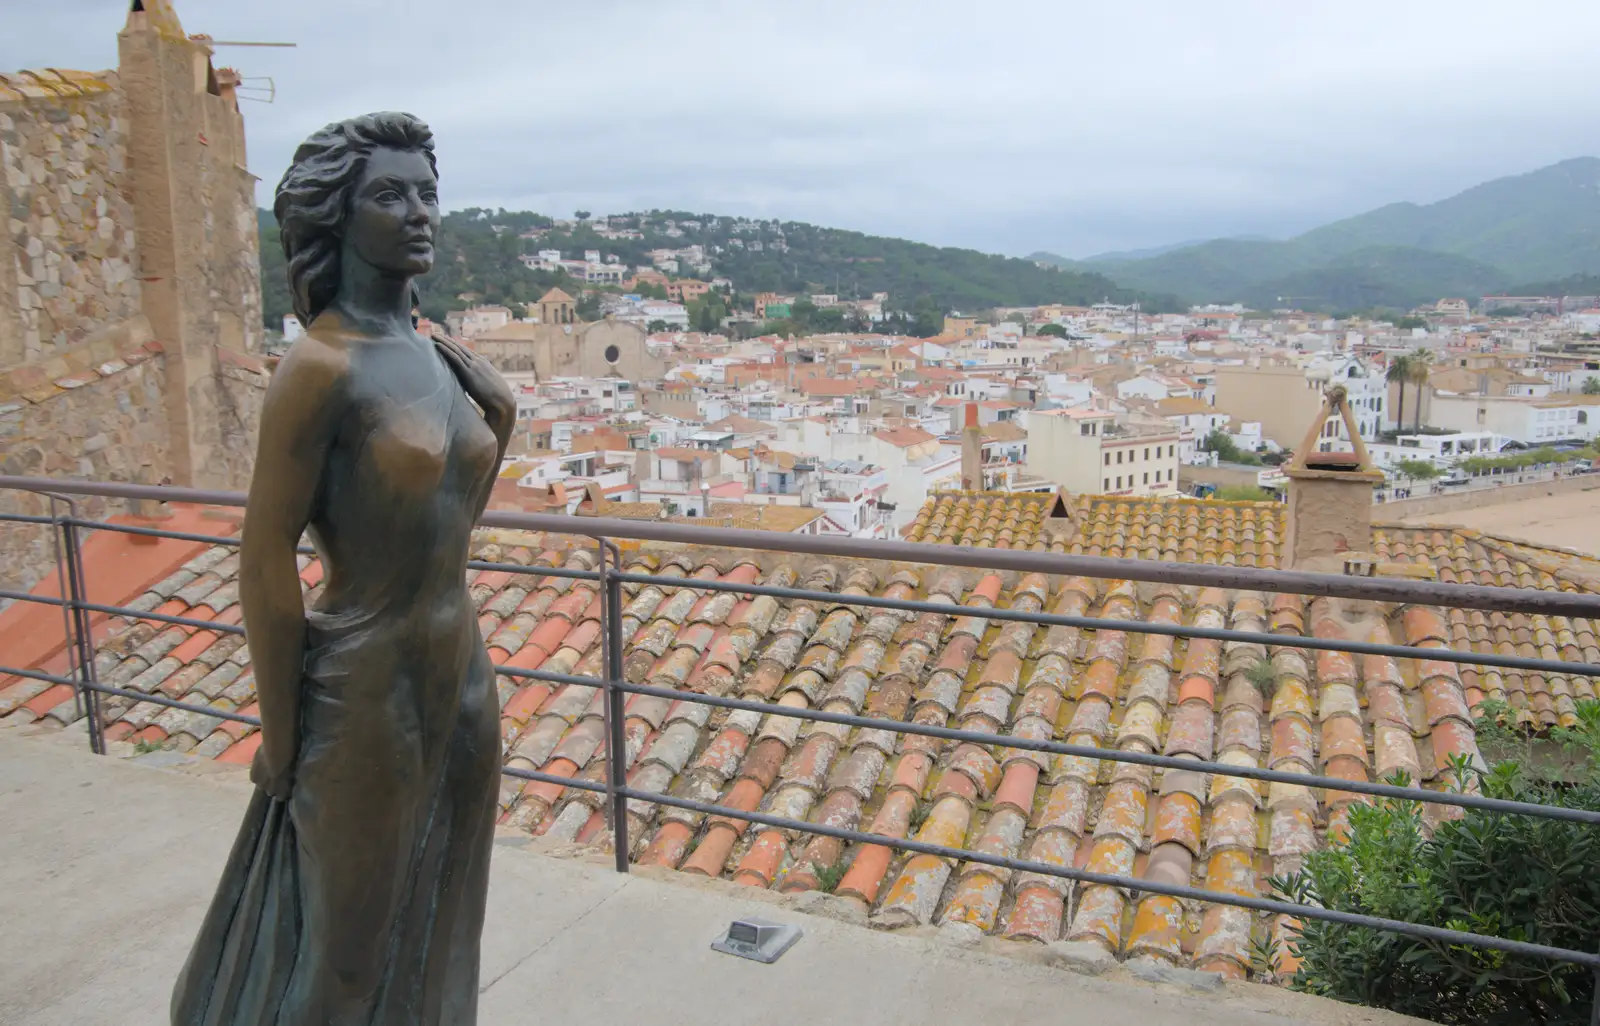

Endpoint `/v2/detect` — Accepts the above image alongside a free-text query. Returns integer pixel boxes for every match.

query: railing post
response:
[54,503,104,755]
[598,537,629,873]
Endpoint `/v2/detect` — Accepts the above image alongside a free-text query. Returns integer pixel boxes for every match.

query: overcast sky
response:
[7,0,1599,258]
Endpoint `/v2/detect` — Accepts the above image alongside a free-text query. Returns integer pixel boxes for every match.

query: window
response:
[1116,476,1123,488]
[1104,452,1110,465]
[1168,444,1175,457]
[1116,451,1123,464]
[1143,472,1149,484]
[1144,447,1150,460]
[1104,477,1110,490]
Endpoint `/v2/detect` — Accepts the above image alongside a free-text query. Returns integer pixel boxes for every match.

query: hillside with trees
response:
[1031,157,1600,311]
[258,207,1181,331]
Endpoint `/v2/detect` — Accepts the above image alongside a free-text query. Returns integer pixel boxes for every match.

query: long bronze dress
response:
[171,339,503,1025]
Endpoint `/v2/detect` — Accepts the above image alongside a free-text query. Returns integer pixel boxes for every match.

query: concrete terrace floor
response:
[0,722,1432,1026]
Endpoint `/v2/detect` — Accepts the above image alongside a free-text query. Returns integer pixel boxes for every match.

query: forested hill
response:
[1031,157,1600,312]
[257,208,1182,329]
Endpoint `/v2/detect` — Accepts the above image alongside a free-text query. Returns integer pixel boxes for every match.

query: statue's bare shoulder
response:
[267,325,354,409]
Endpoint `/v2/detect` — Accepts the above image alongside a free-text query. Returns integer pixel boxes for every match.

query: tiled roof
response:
[872,427,935,449]
[904,492,1066,550]
[905,491,1281,566]
[1372,526,1600,730]
[5,500,1599,980]
[0,69,117,102]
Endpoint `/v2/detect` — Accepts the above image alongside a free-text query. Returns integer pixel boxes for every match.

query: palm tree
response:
[1386,354,1412,435]
[1407,347,1433,432]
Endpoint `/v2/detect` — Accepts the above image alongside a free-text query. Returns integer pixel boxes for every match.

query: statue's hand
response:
[250,744,295,799]
[433,334,514,428]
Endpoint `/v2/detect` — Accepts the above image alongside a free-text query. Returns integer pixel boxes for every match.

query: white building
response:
[1367,431,1508,473]
[1304,353,1386,442]
[1428,395,1600,445]
[1154,397,1234,464]
[446,305,513,339]
[1025,408,1180,497]
[778,419,960,529]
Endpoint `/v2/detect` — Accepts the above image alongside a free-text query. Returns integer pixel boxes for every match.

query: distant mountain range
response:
[1080,236,1272,264]
[1032,157,1600,311]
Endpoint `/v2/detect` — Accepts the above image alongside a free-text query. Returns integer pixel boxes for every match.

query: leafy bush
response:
[1277,700,1600,1024]
[1213,484,1276,502]
[1200,429,1263,465]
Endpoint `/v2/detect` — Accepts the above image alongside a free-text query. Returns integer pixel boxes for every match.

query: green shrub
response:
[1276,700,1600,1024]
[1213,485,1276,502]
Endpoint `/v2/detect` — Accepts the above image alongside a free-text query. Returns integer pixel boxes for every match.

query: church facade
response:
[471,289,666,381]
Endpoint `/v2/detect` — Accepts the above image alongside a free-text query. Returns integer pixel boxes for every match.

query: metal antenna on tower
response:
[187,37,296,103]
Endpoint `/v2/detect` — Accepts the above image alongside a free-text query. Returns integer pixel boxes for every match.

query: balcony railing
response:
[1,473,1599,1014]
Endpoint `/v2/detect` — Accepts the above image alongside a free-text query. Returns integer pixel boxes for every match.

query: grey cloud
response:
[4,0,1598,256]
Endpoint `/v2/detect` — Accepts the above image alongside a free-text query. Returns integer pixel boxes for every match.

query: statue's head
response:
[274,112,438,325]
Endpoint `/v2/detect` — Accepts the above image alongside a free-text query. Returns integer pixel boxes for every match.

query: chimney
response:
[1282,385,1384,569]
[960,401,983,490]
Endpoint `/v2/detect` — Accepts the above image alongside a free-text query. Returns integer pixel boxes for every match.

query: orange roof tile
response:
[9,493,1600,984]
[872,427,935,449]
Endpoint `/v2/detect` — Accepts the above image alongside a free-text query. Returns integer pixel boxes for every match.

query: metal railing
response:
[2,473,1599,1015]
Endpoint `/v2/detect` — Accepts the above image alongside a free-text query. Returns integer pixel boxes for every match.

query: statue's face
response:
[347,146,440,276]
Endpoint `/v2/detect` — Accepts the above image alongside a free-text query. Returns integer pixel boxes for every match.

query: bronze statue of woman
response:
[171,112,515,1025]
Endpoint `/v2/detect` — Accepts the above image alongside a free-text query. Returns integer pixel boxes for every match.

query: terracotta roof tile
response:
[11,494,1600,984]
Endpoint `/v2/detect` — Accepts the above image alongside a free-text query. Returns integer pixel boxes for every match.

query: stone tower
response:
[118,0,264,488]
[0,0,268,588]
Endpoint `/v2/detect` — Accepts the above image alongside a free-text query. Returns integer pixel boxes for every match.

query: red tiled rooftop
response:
[5,499,1598,981]
[872,427,936,449]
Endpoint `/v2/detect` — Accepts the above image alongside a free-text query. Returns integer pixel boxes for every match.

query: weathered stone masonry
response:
[1,1,269,591]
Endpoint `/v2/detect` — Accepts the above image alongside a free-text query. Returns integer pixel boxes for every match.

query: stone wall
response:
[0,70,140,369]
[1375,473,1600,520]
[0,3,271,594]
[117,6,264,488]
[0,316,174,592]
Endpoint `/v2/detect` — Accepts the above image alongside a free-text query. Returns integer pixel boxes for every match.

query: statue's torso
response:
[303,328,499,630]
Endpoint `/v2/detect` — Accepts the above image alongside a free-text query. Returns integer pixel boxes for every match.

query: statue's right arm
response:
[238,338,347,798]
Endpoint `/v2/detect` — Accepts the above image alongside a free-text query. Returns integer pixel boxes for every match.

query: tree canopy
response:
[1392,458,1442,480]
[1201,429,1261,465]
[255,206,1181,331]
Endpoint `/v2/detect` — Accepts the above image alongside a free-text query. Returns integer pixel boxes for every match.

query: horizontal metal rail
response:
[0,665,262,726]
[4,474,1600,617]
[4,514,1597,681]
[8,636,1594,824]
[605,678,1600,825]
[0,589,249,635]
[610,570,1600,680]
[0,512,605,582]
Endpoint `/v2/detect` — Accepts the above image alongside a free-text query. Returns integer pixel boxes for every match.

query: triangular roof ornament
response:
[1287,383,1376,474]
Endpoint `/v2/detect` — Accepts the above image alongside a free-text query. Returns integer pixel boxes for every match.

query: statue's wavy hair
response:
[273,112,437,325]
